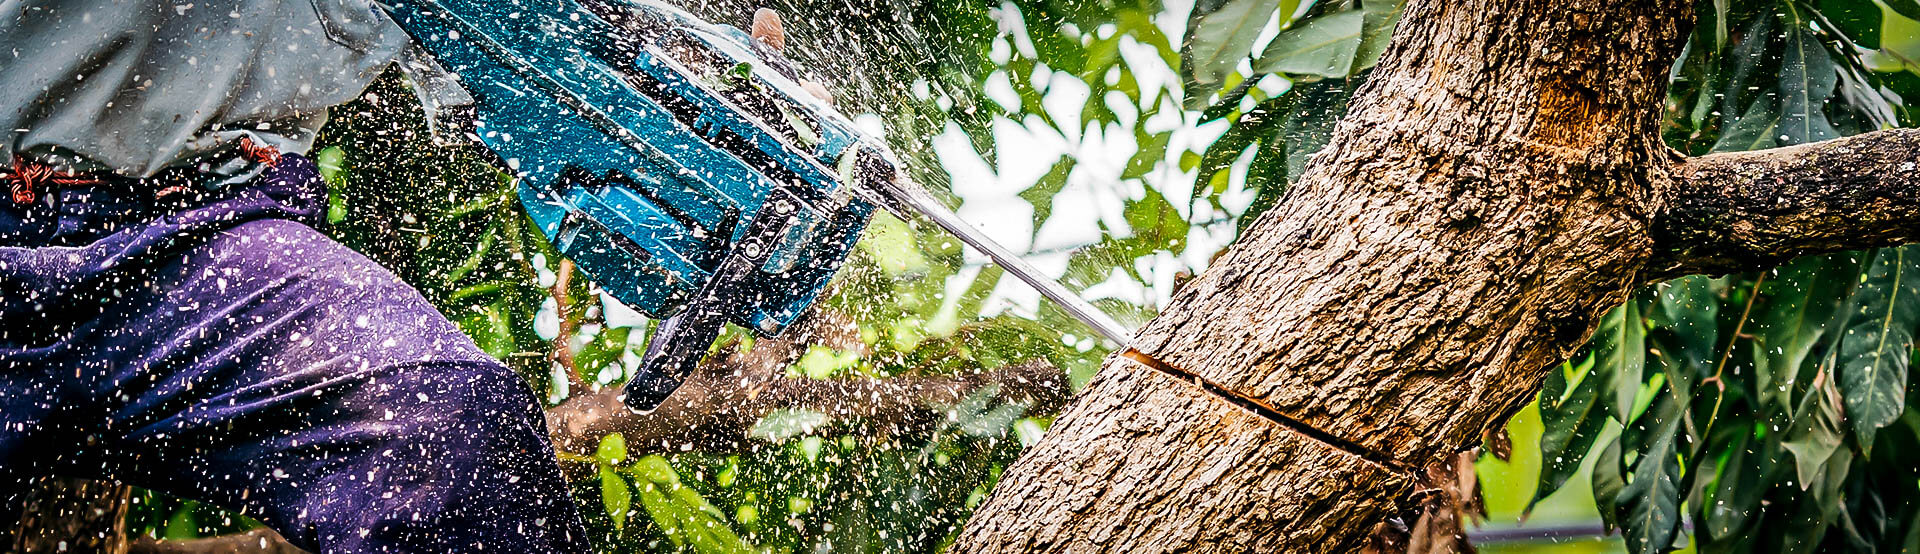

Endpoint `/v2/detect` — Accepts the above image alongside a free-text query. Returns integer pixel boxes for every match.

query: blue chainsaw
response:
[376,0,1133,412]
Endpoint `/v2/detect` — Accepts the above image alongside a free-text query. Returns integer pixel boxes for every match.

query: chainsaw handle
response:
[622,307,726,412]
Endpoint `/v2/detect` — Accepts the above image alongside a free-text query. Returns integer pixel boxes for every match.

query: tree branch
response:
[544,310,1069,466]
[548,259,590,393]
[1650,128,1920,279]
[128,529,303,554]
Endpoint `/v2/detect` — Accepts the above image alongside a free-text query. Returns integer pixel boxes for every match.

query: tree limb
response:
[128,529,303,554]
[1651,128,1920,279]
[544,309,1069,468]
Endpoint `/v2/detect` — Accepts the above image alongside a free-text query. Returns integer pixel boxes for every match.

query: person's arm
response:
[0,0,406,179]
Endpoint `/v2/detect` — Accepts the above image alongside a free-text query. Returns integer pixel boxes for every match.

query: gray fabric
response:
[0,0,409,177]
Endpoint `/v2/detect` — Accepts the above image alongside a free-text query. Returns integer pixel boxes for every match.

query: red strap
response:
[5,138,278,204]
[239,136,281,166]
[5,158,99,204]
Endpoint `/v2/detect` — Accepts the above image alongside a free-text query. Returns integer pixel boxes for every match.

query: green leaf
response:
[1767,433,1855,554]
[327,186,349,225]
[1701,431,1778,541]
[1904,500,1920,553]
[1777,27,1841,145]
[1019,157,1077,236]
[600,465,632,531]
[1124,129,1173,180]
[441,219,498,285]
[1617,393,1687,554]
[1237,140,1289,236]
[1709,0,1731,49]
[855,211,930,277]
[1199,78,1260,123]
[1123,187,1188,250]
[1712,97,1784,153]
[1752,254,1859,411]
[1194,95,1295,205]
[1352,0,1403,72]
[634,480,685,546]
[947,385,1030,438]
[596,432,628,466]
[1279,77,1355,183]
[444,188,510,219]
[456,300,518,360]
[315,146,347,187]
[1892,0,1920,21]
[1782,367,1847,489]
[749,408,832,441]
[575,325,632,380]
[631,454,678,484]
[1253,10,1366,78]
[1597,301,1648,422]
[726,62,753,87]
[162,502,201,540]
[1815,0,1883,49]
[1810,446,1855,533]
[1529,357,1609,515]
[445,281,508,304]
[961,402,1028,438]
[1592,434,1627,532]
[1013,418,1047,447]
[797,435,825,463]
[318,146,349,225]
[1652,276,1719,399]
[793,345,862,379]
[1712,13,1782,131]
[1837,246,1920,442]
[1180,0,1284,109]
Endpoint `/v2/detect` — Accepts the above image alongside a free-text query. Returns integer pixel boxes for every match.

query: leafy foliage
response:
[1178,0,1397,234]
[1520,2,1920,551]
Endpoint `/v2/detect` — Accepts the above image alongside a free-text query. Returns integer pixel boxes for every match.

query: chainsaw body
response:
[378,0,889,410]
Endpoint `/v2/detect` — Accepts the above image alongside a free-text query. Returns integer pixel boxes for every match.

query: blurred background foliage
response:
[114,0,1920,552]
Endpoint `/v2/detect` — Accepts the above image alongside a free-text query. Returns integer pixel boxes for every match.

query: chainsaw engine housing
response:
[380,0,887,408]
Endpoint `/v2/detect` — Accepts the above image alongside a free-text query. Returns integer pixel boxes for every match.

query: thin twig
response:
[548,258,590,394]
[1697,273,1765,443]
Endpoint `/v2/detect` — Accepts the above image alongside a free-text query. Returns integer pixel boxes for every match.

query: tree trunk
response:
[952,0,1696,551]
[12,478,133,554]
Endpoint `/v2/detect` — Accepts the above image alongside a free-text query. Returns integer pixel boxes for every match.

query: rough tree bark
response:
[951,0,1920,551]
[12,477,133,554]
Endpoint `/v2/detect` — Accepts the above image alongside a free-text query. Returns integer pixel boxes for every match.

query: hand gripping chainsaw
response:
[377,0,1133,411]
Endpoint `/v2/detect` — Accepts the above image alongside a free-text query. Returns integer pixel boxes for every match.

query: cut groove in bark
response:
[953,359,1419,553]
[1121,349,1417,474]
